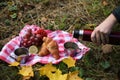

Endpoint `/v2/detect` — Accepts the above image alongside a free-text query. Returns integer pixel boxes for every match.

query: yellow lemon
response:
[29,45,38,54]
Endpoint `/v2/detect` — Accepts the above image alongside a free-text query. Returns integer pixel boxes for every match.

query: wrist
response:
[100,14,117,29]
[110,13,117,24]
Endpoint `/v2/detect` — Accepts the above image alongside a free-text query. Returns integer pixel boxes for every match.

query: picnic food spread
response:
[17,28,60,62]
[19,28,60,61]
[0,25,90,65]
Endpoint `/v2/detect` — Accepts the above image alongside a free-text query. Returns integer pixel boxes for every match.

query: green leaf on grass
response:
[69,67,79,72]
[10,13,17,19]
[8,5,18,11]
[100,61,110,69]
[85,78,95,80]
[78,68,84,77]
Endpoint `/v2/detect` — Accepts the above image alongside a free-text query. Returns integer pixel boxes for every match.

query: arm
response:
[112,6,120,23]
[91,6,120,45]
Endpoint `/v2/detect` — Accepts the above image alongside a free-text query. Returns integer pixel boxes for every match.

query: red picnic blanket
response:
[0,25,90,66]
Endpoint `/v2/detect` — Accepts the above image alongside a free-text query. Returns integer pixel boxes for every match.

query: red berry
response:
[35,29,47,38]
[20,28,47,47]
[30,36,35,42]
[36,34,42,39]
[32,42,35,45]
[23,38,29,43]
[23,33,30,39]
[27,40,32,46]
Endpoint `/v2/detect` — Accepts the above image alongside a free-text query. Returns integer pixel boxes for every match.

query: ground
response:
[0,0,120,80]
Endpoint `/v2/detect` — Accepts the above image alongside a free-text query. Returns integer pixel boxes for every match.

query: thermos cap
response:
[73,30,84,38]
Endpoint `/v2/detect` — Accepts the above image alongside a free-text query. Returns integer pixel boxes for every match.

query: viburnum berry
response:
[20,28,47,48]
[35,29,47,38]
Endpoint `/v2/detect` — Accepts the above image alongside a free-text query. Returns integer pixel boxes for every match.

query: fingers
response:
[91,30,109,45]
[91,30,100,44]
[104,34,109,44]
[100,32,109,45]
[91,31,96,43]
[96,31,101,45]
[100,32,105,44]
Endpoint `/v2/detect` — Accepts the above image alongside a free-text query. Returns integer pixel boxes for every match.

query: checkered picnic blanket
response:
[0,25,90,66]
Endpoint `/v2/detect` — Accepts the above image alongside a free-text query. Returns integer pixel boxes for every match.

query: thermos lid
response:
[73,30,79,38]
[73,30,84,38]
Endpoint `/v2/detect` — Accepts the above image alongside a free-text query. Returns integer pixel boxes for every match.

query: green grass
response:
[0,0,120,80]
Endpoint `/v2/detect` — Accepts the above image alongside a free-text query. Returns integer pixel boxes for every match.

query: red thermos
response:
[73,29,120,45]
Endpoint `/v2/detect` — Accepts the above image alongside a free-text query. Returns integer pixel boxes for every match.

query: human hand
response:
[91,25,111,45]
[91,14,117,45]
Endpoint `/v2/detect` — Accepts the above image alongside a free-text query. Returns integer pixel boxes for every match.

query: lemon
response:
[29,45,38,54]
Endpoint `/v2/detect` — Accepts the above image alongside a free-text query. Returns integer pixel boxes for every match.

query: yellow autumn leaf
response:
[39,63,68,80]
[9,61,20,66]
[18,66,34,78]
[39,63,57,75]
[47,69,68,80]
[67,71,83,80]
[63,57,76,68]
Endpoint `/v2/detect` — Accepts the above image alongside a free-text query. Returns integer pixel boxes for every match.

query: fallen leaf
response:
[39,63,68,80]
[102,0,108,6]
[100,61,110,69]
[19,66,34,78]
[67,71,83,80]
[41,17,47,22]
[63,57,76,68]
[9,61,20,66]
[39,63,57,75]
[47,69,68,80]
[102,44,113,54]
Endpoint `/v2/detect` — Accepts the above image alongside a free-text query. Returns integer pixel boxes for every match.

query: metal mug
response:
[64,42,81,57]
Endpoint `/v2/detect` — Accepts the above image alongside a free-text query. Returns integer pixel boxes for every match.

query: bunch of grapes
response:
[20,28,47,47]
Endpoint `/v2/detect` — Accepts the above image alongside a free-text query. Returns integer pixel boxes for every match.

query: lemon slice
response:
[29,45,38,54]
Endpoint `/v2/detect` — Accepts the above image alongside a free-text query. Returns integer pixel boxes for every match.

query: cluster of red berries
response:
[20,28,47,47]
